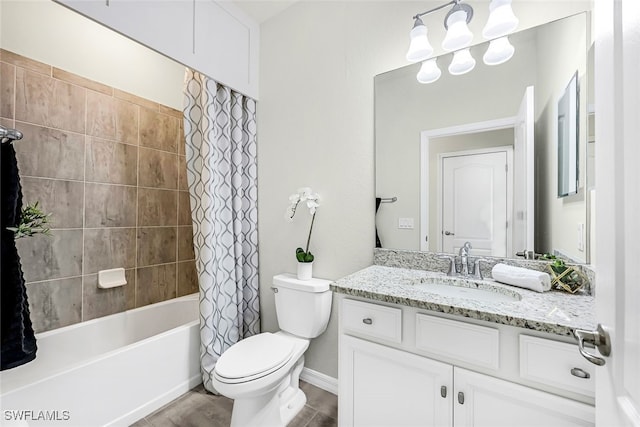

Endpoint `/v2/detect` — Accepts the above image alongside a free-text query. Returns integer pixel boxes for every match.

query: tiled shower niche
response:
[0,49,198,333]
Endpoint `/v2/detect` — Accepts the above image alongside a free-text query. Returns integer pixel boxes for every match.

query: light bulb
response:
[406,18,434,62]
[483,36,515,65]
[417,58,442,84]
[442,9,473,51]
[448,48,476,75]
[483,0,519,39]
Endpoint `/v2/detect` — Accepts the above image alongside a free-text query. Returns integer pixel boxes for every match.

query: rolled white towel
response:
[491,263,551,293]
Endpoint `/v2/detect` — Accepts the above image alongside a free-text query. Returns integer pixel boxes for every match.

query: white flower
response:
[306,200,320,214]
[286,187,320,218]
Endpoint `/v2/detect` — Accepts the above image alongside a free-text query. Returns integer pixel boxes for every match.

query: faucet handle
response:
[437,255,457,276]
[472,258,491,280]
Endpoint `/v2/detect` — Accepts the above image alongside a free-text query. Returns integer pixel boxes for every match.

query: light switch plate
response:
[398,218,414,229]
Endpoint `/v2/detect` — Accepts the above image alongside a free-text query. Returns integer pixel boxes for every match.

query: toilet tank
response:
[272,274,333,338]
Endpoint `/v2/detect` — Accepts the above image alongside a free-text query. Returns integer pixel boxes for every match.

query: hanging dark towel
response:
[1,142,37,370]
[375,197,382,248]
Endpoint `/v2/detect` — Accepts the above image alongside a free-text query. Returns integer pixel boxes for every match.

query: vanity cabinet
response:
[341,335,452,426]
[338,297,595,427]
[53,0,259,98]
[454,368,595,426]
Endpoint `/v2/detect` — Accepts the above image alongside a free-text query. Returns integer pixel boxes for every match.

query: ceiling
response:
[232,0,301,23]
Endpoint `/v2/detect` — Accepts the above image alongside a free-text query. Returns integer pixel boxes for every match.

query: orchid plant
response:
[286,187,320,263]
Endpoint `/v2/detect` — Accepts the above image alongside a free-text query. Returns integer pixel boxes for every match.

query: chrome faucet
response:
[459,242,472,276]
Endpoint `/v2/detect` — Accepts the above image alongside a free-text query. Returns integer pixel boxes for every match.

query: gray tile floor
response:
[130,380,337,427]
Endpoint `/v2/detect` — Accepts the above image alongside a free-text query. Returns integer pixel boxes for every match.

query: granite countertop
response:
[331,265,596,337]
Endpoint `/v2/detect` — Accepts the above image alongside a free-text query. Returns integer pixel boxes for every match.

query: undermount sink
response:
[415,281,521,303]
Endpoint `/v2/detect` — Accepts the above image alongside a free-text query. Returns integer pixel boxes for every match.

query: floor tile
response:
[130,381,338,427]
[300,381,338,419]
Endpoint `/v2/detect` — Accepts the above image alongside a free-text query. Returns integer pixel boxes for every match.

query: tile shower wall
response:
[0,49,198,333]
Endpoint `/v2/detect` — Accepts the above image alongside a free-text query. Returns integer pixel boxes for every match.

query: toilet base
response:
[229,357,306,427]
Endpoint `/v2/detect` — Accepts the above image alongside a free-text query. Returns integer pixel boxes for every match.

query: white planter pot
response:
[297,262,313,281]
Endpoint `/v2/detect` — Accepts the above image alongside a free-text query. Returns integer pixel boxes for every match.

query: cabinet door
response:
[193,0,259,98]
[339,335,452,427]
[453,367,595,427]
[55,0,194,66]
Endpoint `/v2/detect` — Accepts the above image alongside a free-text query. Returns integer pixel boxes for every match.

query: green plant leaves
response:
[296,247,314,263]
[7,201,52,239]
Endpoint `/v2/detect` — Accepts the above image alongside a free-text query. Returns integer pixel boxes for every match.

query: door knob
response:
[573,324,611,366]
[443,230,455,236]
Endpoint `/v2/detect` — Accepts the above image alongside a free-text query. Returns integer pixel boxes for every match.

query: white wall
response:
[0,0,184,109]
[535,12,589,262]
[259,0,592,379]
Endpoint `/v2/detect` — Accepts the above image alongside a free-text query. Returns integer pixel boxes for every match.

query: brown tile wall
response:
[0,49,198,333]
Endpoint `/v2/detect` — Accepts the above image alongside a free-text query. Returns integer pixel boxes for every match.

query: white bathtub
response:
[0,294,201,427]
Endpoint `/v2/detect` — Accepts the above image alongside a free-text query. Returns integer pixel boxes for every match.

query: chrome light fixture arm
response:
[412,0,460,21]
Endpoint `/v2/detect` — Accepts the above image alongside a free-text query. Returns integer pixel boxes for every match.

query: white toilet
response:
[212,273,333,427]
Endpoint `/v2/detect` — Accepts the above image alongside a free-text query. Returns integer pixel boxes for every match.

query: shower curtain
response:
[183,69,260,393]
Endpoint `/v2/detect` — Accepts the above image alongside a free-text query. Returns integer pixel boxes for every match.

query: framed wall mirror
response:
[375,12,592,263]
[557,71,579,197]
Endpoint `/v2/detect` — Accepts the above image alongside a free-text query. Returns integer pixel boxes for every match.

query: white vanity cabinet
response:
[338,297,595,427]
[454,368,595,426]
[53,0,259,99]
[341,335,452,426]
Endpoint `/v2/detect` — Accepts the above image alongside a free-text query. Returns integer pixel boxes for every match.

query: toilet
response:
[212,273,333,427]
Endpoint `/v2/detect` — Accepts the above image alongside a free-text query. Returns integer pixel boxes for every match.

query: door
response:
[453,368,594,427]
[441,150,508,257]
[512,86,535,254]
[339,335,453,427]
[592,0,640,424]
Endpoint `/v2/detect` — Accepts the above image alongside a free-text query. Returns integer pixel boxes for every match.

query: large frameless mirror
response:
[375,12,592,263]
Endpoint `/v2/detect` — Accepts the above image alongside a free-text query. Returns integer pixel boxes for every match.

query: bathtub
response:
[0,294,201,427]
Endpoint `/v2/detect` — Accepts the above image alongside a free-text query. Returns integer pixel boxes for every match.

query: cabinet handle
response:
[440,386,447,398]
[362,318,373,325]
[457,392,464,404]
[570,367,591,379]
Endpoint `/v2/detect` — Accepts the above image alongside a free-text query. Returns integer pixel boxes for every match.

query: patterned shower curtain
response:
[183,69,260,393]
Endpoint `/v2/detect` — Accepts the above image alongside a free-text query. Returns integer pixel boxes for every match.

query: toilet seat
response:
[214,333,295,384]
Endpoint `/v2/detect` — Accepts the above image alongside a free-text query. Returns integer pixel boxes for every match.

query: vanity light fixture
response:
[482,0,519,39]
[483,36,515,65]
[449,48,476,75]
[417,58,442,84]
[407,0,519,83]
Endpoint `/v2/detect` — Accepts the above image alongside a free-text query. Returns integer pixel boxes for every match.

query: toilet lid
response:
[215,333,295,380]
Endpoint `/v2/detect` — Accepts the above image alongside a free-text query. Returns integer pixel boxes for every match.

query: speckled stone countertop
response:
[331,265,596,337]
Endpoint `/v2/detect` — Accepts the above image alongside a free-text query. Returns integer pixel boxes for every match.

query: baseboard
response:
[300,367,338,395]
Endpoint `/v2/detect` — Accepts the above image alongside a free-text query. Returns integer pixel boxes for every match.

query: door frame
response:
[594,0,640,423]
[436,146,513,256]
[420,117,516,251]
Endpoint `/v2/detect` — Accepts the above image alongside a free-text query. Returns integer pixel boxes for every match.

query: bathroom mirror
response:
[557,71,579,198]
[375,12,592,263]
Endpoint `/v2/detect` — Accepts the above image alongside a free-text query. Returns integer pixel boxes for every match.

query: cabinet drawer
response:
[415,313,500,370]
[341,299,402,343]
[520,335,595,397]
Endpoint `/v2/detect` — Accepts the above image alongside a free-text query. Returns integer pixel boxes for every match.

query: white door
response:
[441,150,508,257]
[339,335,453,427]
[512,86,535,255]
[592,0,640,424]
[453,367,594,427]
